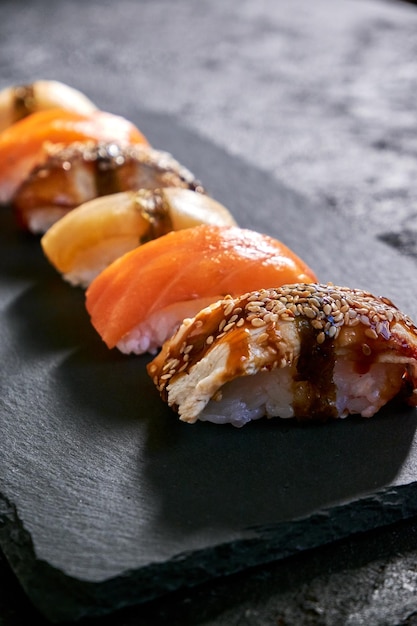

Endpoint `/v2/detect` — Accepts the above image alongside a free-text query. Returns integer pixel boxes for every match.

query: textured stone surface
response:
[2,0,417,624]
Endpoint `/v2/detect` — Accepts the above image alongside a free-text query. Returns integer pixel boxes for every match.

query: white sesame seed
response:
[317,331,325,344]
[365,328,378,340]
[251,318,266,327]
[328,325,337,339]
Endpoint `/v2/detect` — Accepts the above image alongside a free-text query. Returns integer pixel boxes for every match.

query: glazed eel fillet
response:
[148,283,417,427]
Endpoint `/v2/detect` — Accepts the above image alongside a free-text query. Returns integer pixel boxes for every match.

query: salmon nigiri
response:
[0,107,149,204]
[85,225,318,355]
[41,188,236,287]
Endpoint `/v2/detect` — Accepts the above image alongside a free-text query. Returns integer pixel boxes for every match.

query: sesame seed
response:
[251,318,266,327]
[303,306,316,319]
[365,328,378,340]
[311,319,324,330]
[224,302,235,317]
[257,332,269,343]
[328,325,337,339]
[317,331,326,344]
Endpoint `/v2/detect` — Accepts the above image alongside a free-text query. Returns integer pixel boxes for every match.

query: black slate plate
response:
[1,110,417,623]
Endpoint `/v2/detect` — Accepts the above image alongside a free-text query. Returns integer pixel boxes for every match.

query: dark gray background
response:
[2,0,417,624]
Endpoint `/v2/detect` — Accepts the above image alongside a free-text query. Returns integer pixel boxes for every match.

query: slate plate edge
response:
[1,481,417,622]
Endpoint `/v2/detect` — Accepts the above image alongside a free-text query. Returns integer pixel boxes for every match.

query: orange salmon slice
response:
[85,224,318,350]
[0,107,149,203]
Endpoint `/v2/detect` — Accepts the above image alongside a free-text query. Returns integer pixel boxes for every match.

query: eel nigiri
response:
[0,80,97,132]
[147,283,417,426]
[13,141,204,233]
[0,108,148,204]
[41,188,236,287]
[85,225,317,355]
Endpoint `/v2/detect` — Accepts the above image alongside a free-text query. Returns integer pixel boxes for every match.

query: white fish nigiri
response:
[41,188,236,287]
[0,79,97,132]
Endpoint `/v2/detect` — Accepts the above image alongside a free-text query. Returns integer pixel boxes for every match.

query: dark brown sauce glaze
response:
[93,144,204,200]
[13,84,35,123]
[137,191,174,244]
[352,345,374,375]
[94,145,123,197]
[186,309,249,374]
[292,318,337,420]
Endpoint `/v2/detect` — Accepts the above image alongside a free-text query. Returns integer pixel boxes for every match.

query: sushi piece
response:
[0,107,149,205]
[85,225,318,355]
[0,80,97,132]
[14,141,204,233]
[147,283,417,426]
[41,188,236,287]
